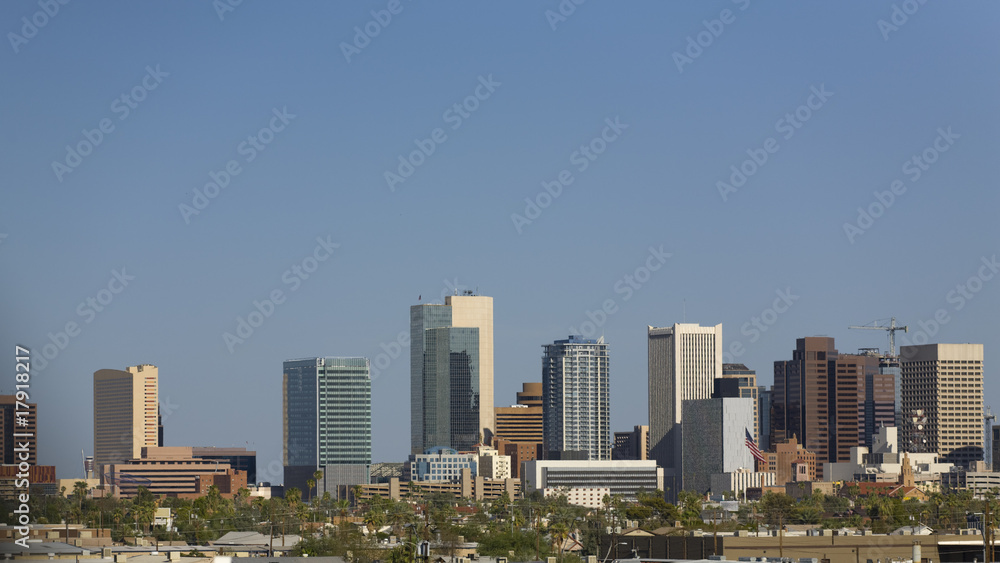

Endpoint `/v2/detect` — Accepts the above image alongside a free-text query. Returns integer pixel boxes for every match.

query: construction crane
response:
[849,317,909,357]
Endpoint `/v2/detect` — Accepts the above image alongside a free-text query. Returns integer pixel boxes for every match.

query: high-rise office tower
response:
[757,386,772,454]
[647,323,722,470]
[718,364,759,443]
[93,364,159,470]
[495,383,544,443]
[880,354,903,427]
[857,349,896,449]
[542,335,610,460]
[410,292,494,453]
[0,396,37,465]
[283,357,371,492]
[772,338,875,476]
[900,343,984,467]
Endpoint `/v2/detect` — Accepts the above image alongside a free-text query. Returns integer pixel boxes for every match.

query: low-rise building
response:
[941,461,1000,498]
[710,468,775,498]
[542,486,610,508]
[522,460,662,501]
[824,426,953,489]
[358,470,519,501]
[476,446,511,480]
[104,447,246,498]
[410,447,478,482]
[0,524,112,548]
[0,465,57,500]
[492,437,541,479]
[762,435,817,485]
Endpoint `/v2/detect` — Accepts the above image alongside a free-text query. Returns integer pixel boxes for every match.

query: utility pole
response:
[984,496,994,563]
[778,513,784,559]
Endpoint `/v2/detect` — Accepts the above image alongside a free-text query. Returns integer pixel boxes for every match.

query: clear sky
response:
[2,1,998,483]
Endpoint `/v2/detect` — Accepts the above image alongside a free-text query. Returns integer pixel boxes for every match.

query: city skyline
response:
[21,306,1000,482]
[2,2,997,480]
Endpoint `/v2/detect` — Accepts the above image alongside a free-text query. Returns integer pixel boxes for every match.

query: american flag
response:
[745,428,765,463]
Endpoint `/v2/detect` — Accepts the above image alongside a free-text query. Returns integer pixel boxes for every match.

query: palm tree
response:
[352,484,364,508]
[334,499,350,518]
[306,479,316,503]
[549,521,569,561]
[286,487,302,506]
[73,481,89,514]
[313,469,324,498]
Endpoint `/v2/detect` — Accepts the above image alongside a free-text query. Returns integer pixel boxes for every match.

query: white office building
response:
[522,460,662,501]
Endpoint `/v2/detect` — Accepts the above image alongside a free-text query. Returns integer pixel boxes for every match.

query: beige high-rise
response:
[447,294,494,444]
[93,365,159,471]
[900,343,984,467]
[648,323,722,470]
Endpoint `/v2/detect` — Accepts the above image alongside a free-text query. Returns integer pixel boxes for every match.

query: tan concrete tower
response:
[93,364,159,471]
[447,293,494,444]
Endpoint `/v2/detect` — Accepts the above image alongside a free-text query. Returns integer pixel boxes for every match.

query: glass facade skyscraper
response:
[542,335,610,461]
[411,304,452,454]
[283,357,371,491]
[411,294,493,454]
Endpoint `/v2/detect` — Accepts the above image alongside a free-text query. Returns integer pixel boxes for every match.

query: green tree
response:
[759,492,794,529]
[72,481,89,516]
[677,491,703,527]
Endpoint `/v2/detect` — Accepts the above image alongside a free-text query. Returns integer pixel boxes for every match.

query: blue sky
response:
[1,1,998,482]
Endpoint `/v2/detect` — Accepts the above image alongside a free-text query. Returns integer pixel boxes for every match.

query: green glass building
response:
[283,357,371,493]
